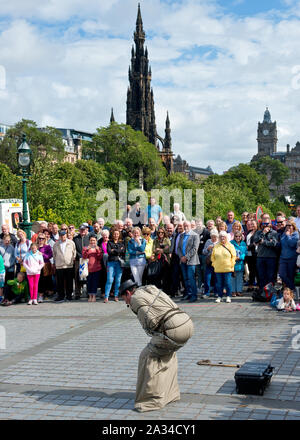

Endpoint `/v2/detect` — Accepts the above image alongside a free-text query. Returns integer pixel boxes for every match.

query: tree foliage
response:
[84,122,166,191]
[0,120,291,225]
[290,183,300,205]
[251,156,290,190]
[0,119,65,174]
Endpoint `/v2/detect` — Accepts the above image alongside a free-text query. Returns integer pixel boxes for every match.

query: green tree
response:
[251,156,290,191]
[290,183,300,205]
[89,122,166,191]
[0,119,65,173]
[0,163,21,199]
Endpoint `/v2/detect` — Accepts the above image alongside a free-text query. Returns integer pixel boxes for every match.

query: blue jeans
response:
[215,272,232,298]
[279,258,297,290]
[231,270,244,293]
[180,263,197,298]
[204,265,215,295]
[105,261,123,298]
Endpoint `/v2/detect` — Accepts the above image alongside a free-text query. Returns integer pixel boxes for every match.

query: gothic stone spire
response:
[126,3,156,145]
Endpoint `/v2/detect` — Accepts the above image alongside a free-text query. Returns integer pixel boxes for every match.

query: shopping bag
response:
[79,258,89,280]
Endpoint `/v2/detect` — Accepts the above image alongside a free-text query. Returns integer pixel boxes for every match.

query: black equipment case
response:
[235,362,274,396]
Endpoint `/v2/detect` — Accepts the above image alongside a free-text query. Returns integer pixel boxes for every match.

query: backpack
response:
[252,283,276,302]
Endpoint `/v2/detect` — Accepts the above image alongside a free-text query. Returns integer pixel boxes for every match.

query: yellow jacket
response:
[144,238,153,259]
[211,242,236,273]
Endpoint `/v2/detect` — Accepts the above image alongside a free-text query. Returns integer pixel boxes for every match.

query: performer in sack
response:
[119,279,194,412]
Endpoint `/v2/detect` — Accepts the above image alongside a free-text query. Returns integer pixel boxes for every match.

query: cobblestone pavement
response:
[0,291,300,420]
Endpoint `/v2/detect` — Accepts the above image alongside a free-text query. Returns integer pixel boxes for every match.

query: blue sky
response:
[0,0,300,174]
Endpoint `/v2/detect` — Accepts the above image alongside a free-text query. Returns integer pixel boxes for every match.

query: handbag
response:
[20,264,26,273]
[79,258,89,280]
[205,254,212,266]
[118,257,126,268]
[42,262,52,277]
[147,259,162,278]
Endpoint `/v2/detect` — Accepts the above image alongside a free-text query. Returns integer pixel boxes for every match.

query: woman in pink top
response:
[82,236,102,302]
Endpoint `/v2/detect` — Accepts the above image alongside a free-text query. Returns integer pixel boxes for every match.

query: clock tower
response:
[256,107,277,156]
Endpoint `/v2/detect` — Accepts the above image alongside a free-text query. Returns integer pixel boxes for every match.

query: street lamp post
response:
[17,134,32,238]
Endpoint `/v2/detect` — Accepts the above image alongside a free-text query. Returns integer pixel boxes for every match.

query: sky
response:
[1,0,300,174]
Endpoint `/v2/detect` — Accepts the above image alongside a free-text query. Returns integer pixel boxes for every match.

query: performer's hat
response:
[119,279,137,295]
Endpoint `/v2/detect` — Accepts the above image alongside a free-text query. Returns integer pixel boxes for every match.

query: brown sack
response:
[135,346,180,412]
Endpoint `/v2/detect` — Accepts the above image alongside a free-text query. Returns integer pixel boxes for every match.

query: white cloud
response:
[0,0,300,174]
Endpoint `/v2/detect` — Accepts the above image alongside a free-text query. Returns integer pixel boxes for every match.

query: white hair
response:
[219,231,228,238]
[210,229,219,237]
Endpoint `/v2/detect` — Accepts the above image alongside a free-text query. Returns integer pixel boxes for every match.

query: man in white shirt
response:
[53,230,76,302]
[295,205,300,232]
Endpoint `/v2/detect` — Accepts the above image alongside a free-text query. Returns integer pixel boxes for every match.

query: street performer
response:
[119,279,194,412]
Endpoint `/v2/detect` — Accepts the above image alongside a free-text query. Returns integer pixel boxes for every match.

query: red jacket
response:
[82,247,102,272]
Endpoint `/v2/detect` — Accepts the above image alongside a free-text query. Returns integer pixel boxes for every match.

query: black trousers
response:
[170,254,181,295]
[4,285,24,303]
[245,255,258,286]
[56,268,74,300]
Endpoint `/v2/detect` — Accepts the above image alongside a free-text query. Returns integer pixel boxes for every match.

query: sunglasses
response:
[69,226,75,229]
[277,221,284,224]
[38,237,45,240]
[61,228,68,231]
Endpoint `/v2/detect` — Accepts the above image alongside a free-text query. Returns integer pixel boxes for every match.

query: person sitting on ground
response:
[1,272,29,306]
[277,287,296,312]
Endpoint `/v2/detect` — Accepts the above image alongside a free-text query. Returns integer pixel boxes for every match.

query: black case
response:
[234,362,274,396]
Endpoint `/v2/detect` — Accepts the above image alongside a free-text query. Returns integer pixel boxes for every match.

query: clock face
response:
[263,129,269,136]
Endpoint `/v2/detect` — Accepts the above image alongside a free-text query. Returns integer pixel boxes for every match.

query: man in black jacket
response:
[73,225,90,300]
[253,213,278,291]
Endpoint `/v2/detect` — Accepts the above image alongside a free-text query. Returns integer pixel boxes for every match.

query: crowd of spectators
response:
[0,201,300,306]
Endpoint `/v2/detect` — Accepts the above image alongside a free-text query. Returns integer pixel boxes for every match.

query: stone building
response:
[56,128,93,163]
[0,123,12,141]
[126,3,174,174]
[124,3,213,179]
[252,108,300,195]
